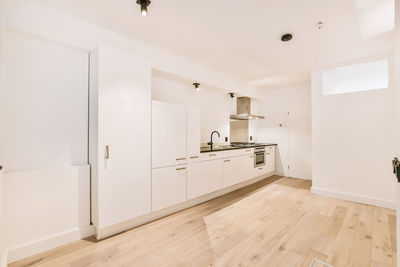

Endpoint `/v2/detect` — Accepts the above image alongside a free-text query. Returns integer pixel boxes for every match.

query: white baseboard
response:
[0,250,8,267]
[7,225,95,264]
[311,186,396,210]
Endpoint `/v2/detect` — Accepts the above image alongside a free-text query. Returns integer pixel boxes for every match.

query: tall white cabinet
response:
[151,101,201,211]
[89,45,152,238]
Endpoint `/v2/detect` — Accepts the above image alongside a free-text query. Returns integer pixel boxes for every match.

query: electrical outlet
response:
[225,137,228,142]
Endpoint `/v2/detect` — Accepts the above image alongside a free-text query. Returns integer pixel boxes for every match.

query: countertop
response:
[200,143,277,153]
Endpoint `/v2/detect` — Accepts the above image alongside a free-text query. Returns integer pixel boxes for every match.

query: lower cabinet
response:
[152,164,187,211]
[254,165,268,177]
[223,157,243,187]
[265,151,276,173]
[240,154,255,181]
[187,160,223,199]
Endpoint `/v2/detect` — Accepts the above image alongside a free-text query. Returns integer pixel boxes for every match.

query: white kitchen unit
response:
[187,159,223,199]
[89,45,152,239]
[152,164,187,211]
[152,101,187,168]
[187,106,201,161]
[265,147,276,173]
[241,154,255,181]
[222,156,242,187]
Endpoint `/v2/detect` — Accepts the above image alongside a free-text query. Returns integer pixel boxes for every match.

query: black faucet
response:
[207,131,220,150]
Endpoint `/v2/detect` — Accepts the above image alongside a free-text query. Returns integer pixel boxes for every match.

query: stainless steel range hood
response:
[230,96,264,120]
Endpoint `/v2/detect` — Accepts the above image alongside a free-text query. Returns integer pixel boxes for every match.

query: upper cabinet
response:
[152,101,187,168]
[187,106,201,162]
[89,45,152,238]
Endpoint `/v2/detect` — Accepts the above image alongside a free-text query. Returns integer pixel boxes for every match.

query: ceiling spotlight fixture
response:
[229,93,235,99]
[281,33,293,42]
[136,0,151,16]
[316,21,325,30]
[193,82,200,92]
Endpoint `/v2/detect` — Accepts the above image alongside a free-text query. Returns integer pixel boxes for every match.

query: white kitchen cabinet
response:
[187,160,223,199]
[187,106,201,162]
[89,45,151,238]
[241,154,255,181]
[222,156,242,187]
[152,101,187,168]
[265,150,276,173]
[254,165,268,177]
[152,165,187,211]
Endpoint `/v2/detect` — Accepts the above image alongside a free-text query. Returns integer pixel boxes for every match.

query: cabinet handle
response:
[245,149,251,152]
[266,153,270,155]
[176,158,186,161]
[190,156,199,159]
[224,160,231,162]
[176,167,186,171]
[258,167,263,170]
[250,155,254,158]
[105,145,109,159]
[209,154,217,157]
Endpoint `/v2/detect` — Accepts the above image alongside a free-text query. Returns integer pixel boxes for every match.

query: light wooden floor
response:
[11,176,397,267]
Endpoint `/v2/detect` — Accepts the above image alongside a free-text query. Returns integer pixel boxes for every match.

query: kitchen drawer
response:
[254,165,268,177]
[199,151,224,161]
[265,146,276,152]
[223,148,253,158]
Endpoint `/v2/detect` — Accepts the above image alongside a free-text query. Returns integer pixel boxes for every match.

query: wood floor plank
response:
[9,176,396,267]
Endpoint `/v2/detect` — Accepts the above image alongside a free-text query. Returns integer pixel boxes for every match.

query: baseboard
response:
[7,225,95,264]
[0,250,8,267]
[97,172,276,239]
[311,186,396,210]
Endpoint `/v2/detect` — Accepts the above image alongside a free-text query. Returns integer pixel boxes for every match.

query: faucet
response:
[207,131,220,150]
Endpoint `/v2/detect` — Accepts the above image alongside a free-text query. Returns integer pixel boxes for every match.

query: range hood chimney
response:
[230,96,264,120]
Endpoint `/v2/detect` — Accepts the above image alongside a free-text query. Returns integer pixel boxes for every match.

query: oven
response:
[254,147,265,167]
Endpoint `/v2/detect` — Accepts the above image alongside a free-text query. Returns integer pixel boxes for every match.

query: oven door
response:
[254,152,265,167]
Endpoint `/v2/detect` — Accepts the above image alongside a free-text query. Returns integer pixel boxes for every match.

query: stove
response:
[230,142,257,148]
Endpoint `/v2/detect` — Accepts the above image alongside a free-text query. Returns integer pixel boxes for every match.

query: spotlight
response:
[137,0,151,16]
[193,83,200,92]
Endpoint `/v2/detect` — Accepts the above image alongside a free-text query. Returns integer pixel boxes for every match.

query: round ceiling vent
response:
[281,33,293,42]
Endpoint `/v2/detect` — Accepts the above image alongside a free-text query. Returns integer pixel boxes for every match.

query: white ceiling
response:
[35,0,395,89]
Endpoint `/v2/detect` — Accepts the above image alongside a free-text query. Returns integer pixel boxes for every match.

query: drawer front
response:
[254,166,268,177]
[223,148,254,158]
[199,151,224,161]
[265,146,276,152]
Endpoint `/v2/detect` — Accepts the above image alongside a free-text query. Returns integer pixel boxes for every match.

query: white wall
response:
[1,30,89,172]
[0,30,93,263]
[254,85,312,179]
[312,55,397,209]
[4,166,91,263]
[152,74,237,144]
[0,171,6,267]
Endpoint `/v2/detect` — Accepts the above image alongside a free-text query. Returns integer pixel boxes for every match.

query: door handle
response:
[105,145,110,159]
[224,160,231,162]
[190,156,199,159]
[209,154,217,156]
[176,167,186,171]
[176,158,186,161]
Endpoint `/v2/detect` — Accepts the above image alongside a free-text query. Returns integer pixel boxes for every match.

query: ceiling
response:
[35,0,395,89]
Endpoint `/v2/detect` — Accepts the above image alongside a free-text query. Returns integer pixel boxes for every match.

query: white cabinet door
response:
[223,157,242,187]
[152,165,187,211]
[240,154,255,181]
[93,45,151,230]
[187,160,223,199]
[152,101,187,168]
[265,151,276,173]
[187,106,201,162]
